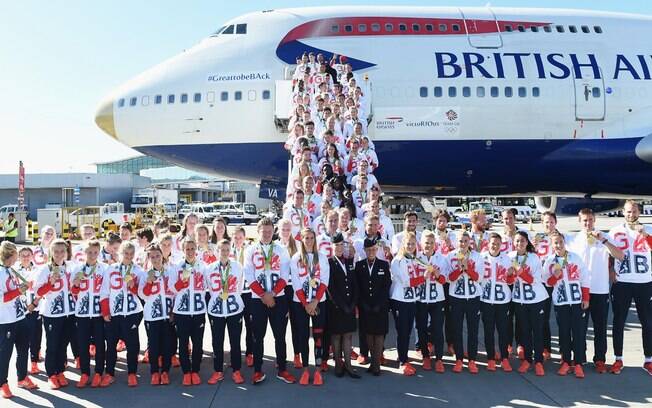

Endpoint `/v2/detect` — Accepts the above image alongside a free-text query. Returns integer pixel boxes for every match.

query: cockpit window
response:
[236,23,247,34]
[210,26,225,36]
[222,25,234,34]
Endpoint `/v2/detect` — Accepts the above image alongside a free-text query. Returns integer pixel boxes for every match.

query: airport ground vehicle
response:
[212,202,259,225]
[178,203,217,223]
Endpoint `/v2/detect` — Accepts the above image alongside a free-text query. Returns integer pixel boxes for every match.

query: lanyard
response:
[219,261,231,297]
[260,243,274,269]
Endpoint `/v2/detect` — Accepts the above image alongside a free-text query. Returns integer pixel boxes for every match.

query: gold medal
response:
[586,233,596,246]
[553,263,562,272]
[75,271,85,281]
[438,230,447,240]
[182,265,192,280]
[124,273,133,284]
[220,291,229,300]
[511,259,519,270]
[310,278,318,288]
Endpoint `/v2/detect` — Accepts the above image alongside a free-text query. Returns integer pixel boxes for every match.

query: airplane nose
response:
[94,98,116,139]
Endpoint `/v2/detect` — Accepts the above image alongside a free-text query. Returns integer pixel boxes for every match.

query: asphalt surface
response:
[4,216,652,407]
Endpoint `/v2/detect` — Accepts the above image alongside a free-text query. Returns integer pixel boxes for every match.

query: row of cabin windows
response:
[420,86,602,98]
[118,90,271,108]
[419,86,542,98]
[332,22,462,33]
[329,22,603,35]
[504,24,603,34]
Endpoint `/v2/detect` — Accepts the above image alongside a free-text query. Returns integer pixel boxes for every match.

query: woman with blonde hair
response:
[196,224,217,265]
[34,239,75,389]
[390,232,423,376]
[33,225,56,266]
[0,241,37,398]
[290,228,330,386]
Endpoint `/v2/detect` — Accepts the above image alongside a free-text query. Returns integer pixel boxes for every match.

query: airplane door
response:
[460,8,503,48]
[574,69,605,120]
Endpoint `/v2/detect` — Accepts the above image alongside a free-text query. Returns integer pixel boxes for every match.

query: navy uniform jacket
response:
[355,258,391,335]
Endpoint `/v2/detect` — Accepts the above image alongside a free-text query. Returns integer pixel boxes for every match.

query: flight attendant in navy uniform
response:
[355,238,391,376]
[0,241,37,399]
[327,233,360,378]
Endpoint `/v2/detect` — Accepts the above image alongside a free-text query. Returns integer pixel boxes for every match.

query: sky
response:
[1,0,650,175]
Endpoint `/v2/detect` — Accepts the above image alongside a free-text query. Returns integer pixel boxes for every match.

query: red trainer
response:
[76,373,90,388]
[575,364,585,378]
[313,370,323,386]
[160,372,170,385]
[350,349,359,360]
[57,373,69,387]
[518,360,531,374]
[48,375,60,389]
[357,355,369,365]
[320,361,329,372]
[151,373,160,386]
[595,360,607,374]
[557,362,571,376]
[191,372,201,385]
[17,377,38,390]
[502,359,513,373]
[610,359,623,374]
[294,354,302,369]
[422,357,432,371]
[299,369,310,385]
[1,383,13,399]
[128,374,138,387]
[402,362,416,376]
[468,360,479,374]
[208,371,224,385]
[643,362,652,376]
[252,372,266,384]
[90,373,102,388]
[277,370,296,384]
[100,374,114,388]
[535,362,545,376]
[487,359,496,372]
[182,373,192,386]
[453,360,463,373]
[435,359,445,373]
[29,361,39,375]
[246,353,254,367]
[232,370,245,384]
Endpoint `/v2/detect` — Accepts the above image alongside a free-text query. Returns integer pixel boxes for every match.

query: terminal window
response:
[371,23,381,32]
[194,93,201,103]
[543,25,552,32]
[118,98,125,108]
[234,91,242,101]
[168,94,175,104]
[434,86,443,97]
[425,24,433,32]
[476,86,485,97]
[581,25,590,33]
[490,86,499,97]
[439,24,447,32]
[344,24,353,32]
[385,23,394,32]
[220,92,228,101]
[532,87,540,97]
[505,87,513,97]
[448,86,456,97]
[412,24,420,32]
[452,24,460,32]
[180,93,188,103]
[155,95,162,104]
[358,24,367,32]
[262,90,271,100]
[130,97,137,106]
[399,23,407,32]
[518,87,527,97]
[419,86,428,97]
[569,25,578,33]
[594,26,603,33]
[331,25,339,33]
[462,86,471,97]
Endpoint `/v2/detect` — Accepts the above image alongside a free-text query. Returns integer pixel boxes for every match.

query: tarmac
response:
[4,215,652,407]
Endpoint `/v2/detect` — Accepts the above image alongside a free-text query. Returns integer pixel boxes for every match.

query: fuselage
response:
[94,6,652,196]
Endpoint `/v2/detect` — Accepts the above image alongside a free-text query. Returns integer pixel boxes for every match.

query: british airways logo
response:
[435,52,652,80]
